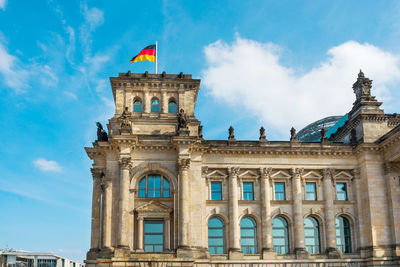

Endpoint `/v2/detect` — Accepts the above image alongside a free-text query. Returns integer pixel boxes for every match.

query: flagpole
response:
[155,40,158,74]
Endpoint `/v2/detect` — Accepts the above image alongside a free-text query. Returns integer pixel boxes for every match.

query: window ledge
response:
[334,200,355,204]
[206,200,228,204]
[239,200,261,204]
[303,200,325,204]
[271,200,292,204]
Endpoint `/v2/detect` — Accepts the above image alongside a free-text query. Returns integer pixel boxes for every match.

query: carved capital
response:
[178,158,190,171]
[119,157,132,169]
[322,168,334,179]
[351,168,361,178]
[290,167,304,178]
[260,167,273,178]
[91,168,105,180]
[201,166,209,177]
[228,167,240,177]
[101,178,112,192]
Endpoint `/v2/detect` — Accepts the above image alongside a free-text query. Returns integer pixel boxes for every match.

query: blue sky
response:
[1,0,400,262]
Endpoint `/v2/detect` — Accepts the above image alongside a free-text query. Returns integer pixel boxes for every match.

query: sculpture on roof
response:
[228,126,235,140]
[290,127,298,142]
[353,69,372,101]
[96,122,108,141]
[259,126,267,141]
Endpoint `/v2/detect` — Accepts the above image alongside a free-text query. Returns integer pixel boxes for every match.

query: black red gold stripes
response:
[130,44,156,63]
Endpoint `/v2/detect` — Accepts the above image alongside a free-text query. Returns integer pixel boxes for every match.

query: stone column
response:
[178,158,190,249]
[291,168,308,259]
[228,167,243,259]
[137,217,144,251]
[323,169,341,258]
[164,217,171,251]
[101,178,112,250]
[144,91,150,113]
[162,91,168,113]
[90,168,103,251]
[260,167,275,258]
[118,157,132,249]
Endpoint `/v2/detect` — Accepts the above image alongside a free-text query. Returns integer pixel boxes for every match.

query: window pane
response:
[151,99,160,112]
[209,217,223,227]
[337,183,348,200]
[168,101,178,113]
[240,217,257,254]
[243,182,254,200]
[133,100,142,112]
[145,221,164,233]
[272,217,289,255]
[275,182,285,200]
[211,182,222,200]
[306,183,317,200]
[208,217,225,255]
[304,217,320,254]
[211,182,221,191]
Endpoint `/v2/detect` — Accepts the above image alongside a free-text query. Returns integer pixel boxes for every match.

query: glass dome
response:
[297,116,344,142]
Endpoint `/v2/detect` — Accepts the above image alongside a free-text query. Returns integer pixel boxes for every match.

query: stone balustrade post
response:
[90,168,103,251]
[118,157,132,248]
[178,158,190,248]
[260,167,275,258]
[291,168,308,259]
[323,169,341,258]
[228,167,243,259]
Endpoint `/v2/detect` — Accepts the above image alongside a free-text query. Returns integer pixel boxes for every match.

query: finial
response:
[358,69,364,78]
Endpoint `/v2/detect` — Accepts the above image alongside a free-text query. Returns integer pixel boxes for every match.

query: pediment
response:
[136,200,172,214]
[333,171,353,180]
[207,169,228,178]
[271,170,291,179]
[238,170,259,178]
[303,170,322,179]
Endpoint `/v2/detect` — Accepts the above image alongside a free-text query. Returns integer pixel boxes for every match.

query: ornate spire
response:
[352,69,372,101]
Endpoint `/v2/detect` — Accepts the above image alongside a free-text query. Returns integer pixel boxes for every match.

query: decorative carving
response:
[136,199,172,214]
[198,125,203,138]
[201,166,209,176]
[96,122,108,141]
[228,167,240,177]
[100,178,112,192]
[260,167,273,178]
[259,126,267,141]
[353,70,372,101]
[177,109,188,130]
[178,158,190,171]
[228,126,235,140]
[119,107,132,133]
[91,168,105,180]
[290,127,298,142]
[291,168,304,177]
[351,168,360,178]
[323,168,333,179]
[119,157,132,169]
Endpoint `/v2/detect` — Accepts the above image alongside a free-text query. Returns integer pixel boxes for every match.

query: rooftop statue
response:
[96,122,108,141]
[177,109,188,130]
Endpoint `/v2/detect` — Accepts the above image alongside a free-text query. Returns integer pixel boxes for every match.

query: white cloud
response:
[33,158,62,172]
[79,4,104,60]
[0,43,30,92]
[0,0,7,10]
[202,37,400,135]
[63,91,77,100]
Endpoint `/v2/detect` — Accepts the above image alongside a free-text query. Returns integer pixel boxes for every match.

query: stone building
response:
[85,71,400,266]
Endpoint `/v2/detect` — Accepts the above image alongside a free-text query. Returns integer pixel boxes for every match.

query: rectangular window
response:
[38,259,57,267]
[336,183,348,200]
[275,182,286,200]
[211,182,222,200]
[144,220,164,252]
[243,182,254,200]
[306,182,317,200]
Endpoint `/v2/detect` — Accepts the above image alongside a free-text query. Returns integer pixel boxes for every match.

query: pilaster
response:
[260,167,275,258]
[88,168,104,257]
[117,157,132,249]
[177,158,191,256]
[228,167,243,259]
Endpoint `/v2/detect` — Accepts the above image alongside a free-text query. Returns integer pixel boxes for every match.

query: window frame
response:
[133,99,143,112]
[305,182,317,201]
[274,182,286,200]
[150,98,160,113]
[138,174,171,198]
[242,181,254,200]
[240,216,258,254]
[144,220,164,252]
[304,216,321,254]
[168,99,178,113]
[336,182,348,201]
[272,216,290,254]
[336,216,352,253]
[210,181,222,200]
[208,216,225,254]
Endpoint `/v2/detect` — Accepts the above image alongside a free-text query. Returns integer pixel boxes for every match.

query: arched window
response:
[168,100,178,113]
[304,217,320,254]
[240,217,257,254]
[336,216,352,253]
[151,98,160,112]
[272,217,289,254]
[208,217,225,254]
[138,174,170,198]
[133,99,142,112]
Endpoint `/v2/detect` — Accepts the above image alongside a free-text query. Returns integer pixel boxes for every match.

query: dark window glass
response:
[208,217,225,254]
[243,182,254,200]
[275,182,285,200]
[168,101,178,113]
[304,217,320,254]
[38,260,57,267]
[272,217,289,254]
[336,216,352,253]
[133,100,142,112]
[306,182,317,200]
[138,174,170,198]
[336,183,348,200]
[211,182,222,200]
[144,220,164,252]
[240,217,257,254]
[151,99,160,112]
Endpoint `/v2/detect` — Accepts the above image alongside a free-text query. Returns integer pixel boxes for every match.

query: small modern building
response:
[0,249,84,267]
[85,71,400,266]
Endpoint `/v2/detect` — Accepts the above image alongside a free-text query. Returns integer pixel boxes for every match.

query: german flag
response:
[130,44,156,63]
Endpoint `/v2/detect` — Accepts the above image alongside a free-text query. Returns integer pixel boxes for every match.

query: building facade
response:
[0,249,84,267]
[85,71,400,266]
